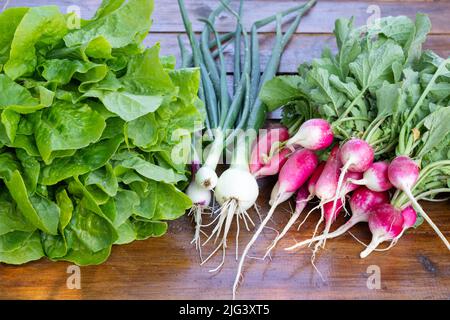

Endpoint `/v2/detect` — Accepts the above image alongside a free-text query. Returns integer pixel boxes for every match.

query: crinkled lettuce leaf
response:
[0,0,202,266]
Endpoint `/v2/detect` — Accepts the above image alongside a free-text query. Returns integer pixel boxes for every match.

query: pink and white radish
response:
[269,180,295,206]
[233,148,318,299]
[286,166,364,254]
[327,139,374,240]
[323,198,344,227]
[269,161,325,253]
[253,148,291,179]
[349,187,391,226]
[388,156,450,250]
[377,206,418,252]
[349,161,393,192]
[308,161,326,196]
[286,187,389,249]
[289,161,326,231]
[330,170,363,219]
[286,118,334,151]
[250,127,290,176]
[281,161,327,238]
[394,206,418,245]
[339,139,375,173]
[325,171,362,226]
[315,146,342,201]
[319,172,363,242]
[401,206,418,230]
[340,171,363,202]
[307,146,341,246]
[360,203,405,258]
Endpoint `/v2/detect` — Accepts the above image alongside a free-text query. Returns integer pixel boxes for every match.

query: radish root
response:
[286,219,360,251]
[263,197,310,259]
[360,233,389,258]
[233,196,281,300]
[404,188,450,250]
[349,231,399,252]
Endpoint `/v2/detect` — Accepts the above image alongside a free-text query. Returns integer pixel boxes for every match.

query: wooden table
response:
[1,0,449,300]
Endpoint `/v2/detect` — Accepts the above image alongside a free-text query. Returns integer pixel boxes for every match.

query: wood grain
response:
[146,33,450,73]
[0,196,449,300]
[7,0,450,34]
[0,0,449,300]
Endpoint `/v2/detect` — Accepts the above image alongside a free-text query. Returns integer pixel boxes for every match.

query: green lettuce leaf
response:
[0,7,29,67]
[0,0,197,266]
[63,0,153,49]
[35,101,106,163]
[4,6,68,80]
[0,231,44,265]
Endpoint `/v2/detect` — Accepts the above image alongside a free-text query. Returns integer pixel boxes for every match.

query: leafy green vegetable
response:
[96,91,163,121]
[0,8,29,67]
[262,14,448,147]
[0,0,202,265]
[0,74,42,113]
[0,191,35,235]
[261,14,449,226]
[35,101,106,163]
[113,151,187,184]
[63,0,153,49]
[0,231,44,265]
[4,6,68,80]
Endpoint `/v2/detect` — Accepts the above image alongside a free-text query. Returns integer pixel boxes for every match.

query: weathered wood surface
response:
[0,188,449,300]
[0,0,449,300]
[8,0,450,34]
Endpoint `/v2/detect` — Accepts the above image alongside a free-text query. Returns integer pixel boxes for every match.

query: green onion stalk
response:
[177,0,317,275]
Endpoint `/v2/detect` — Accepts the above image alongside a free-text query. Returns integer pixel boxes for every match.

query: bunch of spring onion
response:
[177,0,317,267]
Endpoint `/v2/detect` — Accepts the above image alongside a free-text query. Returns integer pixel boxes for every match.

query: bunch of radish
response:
[232,118,449,298]
[179,4,449,300]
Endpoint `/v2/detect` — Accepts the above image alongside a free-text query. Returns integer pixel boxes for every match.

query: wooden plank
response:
[0,198,449,300]
[1,0,449,301]
[6,0,450,34]
[146,33,450,73]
